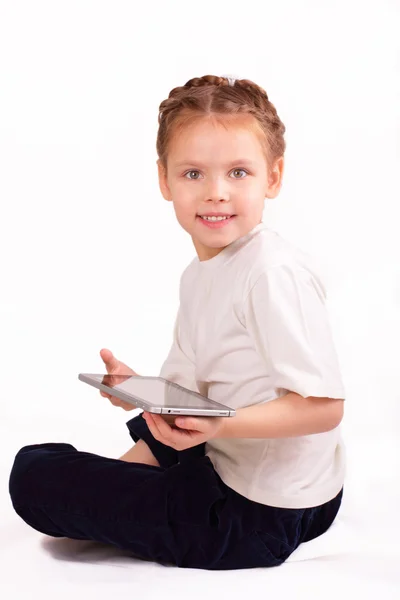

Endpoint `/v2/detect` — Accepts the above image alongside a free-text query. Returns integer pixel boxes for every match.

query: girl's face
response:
[157,117,284,261]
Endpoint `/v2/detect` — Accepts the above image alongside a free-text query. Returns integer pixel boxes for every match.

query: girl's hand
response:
[142,412,225,451]
[99,348,139,411]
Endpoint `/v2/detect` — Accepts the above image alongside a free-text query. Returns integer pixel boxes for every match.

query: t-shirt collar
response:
[194,221,268,269]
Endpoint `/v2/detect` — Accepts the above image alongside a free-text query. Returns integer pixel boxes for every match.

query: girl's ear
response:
[157,160,172,202]
[266,156,284,199]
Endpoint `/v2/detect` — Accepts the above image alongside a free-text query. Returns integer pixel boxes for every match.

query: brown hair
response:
[157,74,286,176]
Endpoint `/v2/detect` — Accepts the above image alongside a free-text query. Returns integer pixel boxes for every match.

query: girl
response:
[9,74,346,570]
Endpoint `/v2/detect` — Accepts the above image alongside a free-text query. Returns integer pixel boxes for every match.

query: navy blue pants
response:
[8,413,343,570]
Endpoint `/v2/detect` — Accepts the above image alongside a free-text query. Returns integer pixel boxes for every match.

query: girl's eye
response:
[184,168,248,180]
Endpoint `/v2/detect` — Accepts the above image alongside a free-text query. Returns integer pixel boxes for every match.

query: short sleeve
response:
[158,306,197,391]
[243,264,346,400]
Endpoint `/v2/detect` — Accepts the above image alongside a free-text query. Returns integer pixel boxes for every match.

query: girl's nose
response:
[205,179,231,202]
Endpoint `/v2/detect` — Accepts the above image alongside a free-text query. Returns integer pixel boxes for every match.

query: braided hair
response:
[156,74,286,176]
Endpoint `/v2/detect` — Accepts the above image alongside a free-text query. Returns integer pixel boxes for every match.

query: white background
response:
[0,1,399,597]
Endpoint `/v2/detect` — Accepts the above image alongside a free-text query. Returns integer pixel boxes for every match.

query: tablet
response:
[78,373,236,417]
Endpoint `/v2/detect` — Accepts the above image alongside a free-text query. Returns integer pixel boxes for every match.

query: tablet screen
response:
[89,374,223,410]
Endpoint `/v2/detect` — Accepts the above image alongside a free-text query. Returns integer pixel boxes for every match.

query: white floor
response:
[1,415,399,600]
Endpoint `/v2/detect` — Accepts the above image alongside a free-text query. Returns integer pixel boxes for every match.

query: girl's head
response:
[156,74,286,261]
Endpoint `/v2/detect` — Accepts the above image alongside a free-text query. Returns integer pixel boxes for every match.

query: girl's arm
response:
[219,392,344,439]
[228,263,347,439]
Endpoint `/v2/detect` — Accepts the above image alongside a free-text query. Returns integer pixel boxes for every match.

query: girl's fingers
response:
[143,412,204,451]
[100,390,134,410]
[147,412,192,442]
[147,413,173,438]
[144,413,172,442]
[143,413,161,441]
[121,401,135,411]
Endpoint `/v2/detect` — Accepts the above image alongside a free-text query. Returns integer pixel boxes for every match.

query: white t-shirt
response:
[159,222,346,509]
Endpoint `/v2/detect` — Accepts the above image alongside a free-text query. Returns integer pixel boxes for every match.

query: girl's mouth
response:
[197,215,236,229]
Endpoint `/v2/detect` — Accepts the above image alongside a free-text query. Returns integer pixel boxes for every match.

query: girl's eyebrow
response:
[174,158,257,168]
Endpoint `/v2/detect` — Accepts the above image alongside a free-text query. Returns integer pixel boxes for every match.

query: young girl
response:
[9,74,346,570]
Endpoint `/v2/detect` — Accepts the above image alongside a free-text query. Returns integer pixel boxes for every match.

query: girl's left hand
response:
[142,411,225,451]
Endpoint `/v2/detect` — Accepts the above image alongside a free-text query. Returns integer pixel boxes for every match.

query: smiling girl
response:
[9,74,346,570]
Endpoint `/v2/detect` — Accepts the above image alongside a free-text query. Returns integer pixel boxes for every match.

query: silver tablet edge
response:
[78,373,236,417]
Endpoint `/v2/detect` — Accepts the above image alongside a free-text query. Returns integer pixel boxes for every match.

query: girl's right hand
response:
[99,348,139,411]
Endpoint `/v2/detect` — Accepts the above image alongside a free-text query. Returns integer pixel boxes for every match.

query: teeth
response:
[201,215,230,221]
